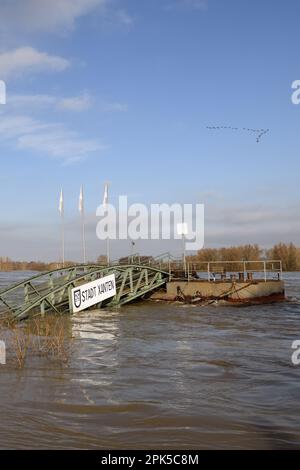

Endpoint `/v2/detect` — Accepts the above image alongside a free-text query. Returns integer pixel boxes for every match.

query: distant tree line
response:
[0,257,73,272]
[188,243,300,272]
[1,243,300,272]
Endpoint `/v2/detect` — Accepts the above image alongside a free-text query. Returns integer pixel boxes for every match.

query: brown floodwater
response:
[0,272,300,450]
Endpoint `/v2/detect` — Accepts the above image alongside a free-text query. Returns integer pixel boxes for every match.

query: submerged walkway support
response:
[0,255,284,321]
[0,264,169,322]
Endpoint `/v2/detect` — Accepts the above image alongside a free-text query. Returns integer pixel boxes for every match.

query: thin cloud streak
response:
[0,0,107,35]
[57,93,92,112]
[0,113,105,163]
[7,93,128,114]
[17,129,105,163]
[0,47,69,79]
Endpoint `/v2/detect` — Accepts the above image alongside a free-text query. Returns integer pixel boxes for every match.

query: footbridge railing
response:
[0,264,169,322]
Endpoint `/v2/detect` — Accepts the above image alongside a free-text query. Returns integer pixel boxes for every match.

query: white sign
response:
[176,223,188,236]
[0,341,6,365]
[70,274,116,313]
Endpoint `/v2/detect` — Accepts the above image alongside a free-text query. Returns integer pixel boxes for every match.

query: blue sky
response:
[0,0,299,261]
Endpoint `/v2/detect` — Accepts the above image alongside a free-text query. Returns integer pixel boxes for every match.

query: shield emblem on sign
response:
[73,289,81,309]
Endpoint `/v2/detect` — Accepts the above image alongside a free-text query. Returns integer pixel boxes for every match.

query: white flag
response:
[59,189,64,216]
[79,185,84,214]
[103,183,108,208]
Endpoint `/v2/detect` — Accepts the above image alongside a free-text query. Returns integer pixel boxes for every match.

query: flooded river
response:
[0,272,299,449]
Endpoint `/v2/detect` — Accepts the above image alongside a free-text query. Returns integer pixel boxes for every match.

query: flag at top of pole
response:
[59,189,64,216]
[79,185,84,214]
[103,182,108,208]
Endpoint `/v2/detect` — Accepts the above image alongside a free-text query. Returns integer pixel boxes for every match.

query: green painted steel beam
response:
[3,264,168,321]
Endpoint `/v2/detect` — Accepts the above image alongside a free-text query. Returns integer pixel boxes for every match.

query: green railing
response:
[0,263,169,321]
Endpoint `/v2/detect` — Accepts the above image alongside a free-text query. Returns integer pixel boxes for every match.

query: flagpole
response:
[62,210,65,268]
[79,185,86,264]
[103,182,110,266]
[82,211,86,264]
[59,189,65,268]
[107,237,110,266]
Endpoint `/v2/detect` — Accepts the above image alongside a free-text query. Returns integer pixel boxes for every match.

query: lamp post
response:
[177,222,188,277]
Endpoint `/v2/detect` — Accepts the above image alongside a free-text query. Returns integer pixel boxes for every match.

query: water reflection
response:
[0,273,299,449]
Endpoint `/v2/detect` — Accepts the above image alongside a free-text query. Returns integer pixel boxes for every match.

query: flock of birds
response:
[206,126,270,143]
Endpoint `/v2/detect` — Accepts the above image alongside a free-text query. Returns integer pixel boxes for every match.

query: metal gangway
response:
[0,254,283,322]
[0,263,169,322]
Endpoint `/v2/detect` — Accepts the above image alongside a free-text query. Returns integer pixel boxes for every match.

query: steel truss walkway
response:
[0,264,169,322]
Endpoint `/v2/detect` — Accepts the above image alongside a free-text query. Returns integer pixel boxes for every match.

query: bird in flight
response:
[206,126,270,143]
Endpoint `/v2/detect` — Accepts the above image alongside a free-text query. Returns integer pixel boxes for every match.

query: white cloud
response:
[0,91,126,162]
[0,47,69,79]
[0,113,104,163]
[0,115,54,140]
[57,92,92,112]
[9,94,57,109]
[7,93,128,114]
[17,129,103,163]
[0,0,107,34]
